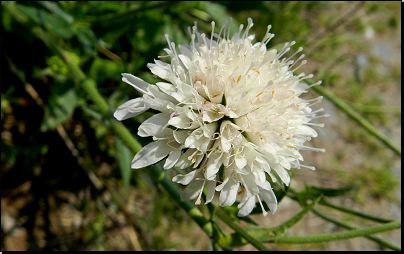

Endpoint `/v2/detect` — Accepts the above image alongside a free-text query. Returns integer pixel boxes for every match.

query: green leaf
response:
[40,83,79,132]
[37,1,74,25]
[15,3,74,38]
[75,25,98,56]
[201,1,241,34]
[115,137,133,193]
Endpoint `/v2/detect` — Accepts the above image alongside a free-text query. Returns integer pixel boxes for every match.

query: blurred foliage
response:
[1,1,401,251]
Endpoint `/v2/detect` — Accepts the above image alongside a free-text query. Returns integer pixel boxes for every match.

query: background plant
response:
[1,1,401,251]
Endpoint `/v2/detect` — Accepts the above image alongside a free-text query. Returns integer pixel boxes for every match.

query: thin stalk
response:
[309,83,401,156]
[311,208,401,251]
[318,199,393,224]
[287,188,393,223]
[214,205,271,251]
[270,221,401,244]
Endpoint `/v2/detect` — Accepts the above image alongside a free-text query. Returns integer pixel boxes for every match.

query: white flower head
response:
[114,18,327,217]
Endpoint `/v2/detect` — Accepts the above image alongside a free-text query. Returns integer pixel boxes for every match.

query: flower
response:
[114,18,327,217]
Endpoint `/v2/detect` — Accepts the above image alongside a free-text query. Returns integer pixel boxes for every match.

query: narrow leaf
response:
[115,137,133,193]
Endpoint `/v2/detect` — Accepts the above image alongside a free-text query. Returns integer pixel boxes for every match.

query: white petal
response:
[279,156,291,170]
[271,163,291,186]
[235,156,247,169]
[147,60,170,80]
[114,97,149,121]
[259,188,278,215]
[178,44,193,58]
[143,98,171,113]
[131,140,171,169]
[164,150,181,169]
[219,178,239,207]
[221,136,232,153]
[168,114,199,129]
[155,82,175,95]
[296,125,318,137]
[138,113,170,137]
[180,179,204,200]
[204,181,216,204]
[237,195,256,217]
[122,73,150,94]
[173,130,189,144]
[205,152,222,179]
[175,149,195,169]
[172,168,200,185]
[215,176,229,192]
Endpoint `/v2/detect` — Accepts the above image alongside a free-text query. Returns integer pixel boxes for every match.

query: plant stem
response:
[270,221,401,244]
[311,208,401,251]
[214,205,270,251]
[309,84,401,156]
[287,188,393,223]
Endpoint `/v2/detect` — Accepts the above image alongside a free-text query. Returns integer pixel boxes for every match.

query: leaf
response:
[115,137,133,193]
[201,2,241,35]
[15,3,75,38]
[40,83,79,132]
[37,1,74,25]
[75,25,98,56]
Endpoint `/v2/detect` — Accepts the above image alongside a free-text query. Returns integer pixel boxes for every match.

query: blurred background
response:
[1,1,401,251]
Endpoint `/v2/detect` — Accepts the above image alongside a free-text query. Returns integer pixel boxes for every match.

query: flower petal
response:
[131,140,171,169]
[259,188,277,215]
[122,73,150,94]
[204,181,216,204]
[219,178,239,207]
[147,60,170,80]
[180,179,205,201]
[164,150,182,169]
[114,97,149,121]
[172,168,200,185]
[237,195,256,217]
[138,113,170,137]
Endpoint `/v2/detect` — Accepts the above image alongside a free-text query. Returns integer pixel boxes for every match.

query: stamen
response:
[297,145,326,153]
[291,59,307,73]
[299,73,314,81]
[306,80,323,89]
[227,17,233,41]
[264,33,275,45]
[257,195,268,217]
[275,42,291,61]
[238,24,244,37]
[303,122,325,127]
[260,25,272,44]
[210,21,215,49]
[285,47,304,63]
[288,54,305,70]
[242,17,254,40]
[218,20,228,41]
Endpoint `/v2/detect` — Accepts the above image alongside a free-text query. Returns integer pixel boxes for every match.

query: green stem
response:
[218,195,322,249]
[214,205,270,251]
[311,208,401,251]
[309,84,401,156]
[318,199,393,224]
[149,165,216,238]
[270,221,401,244]
[287,188,393,224]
